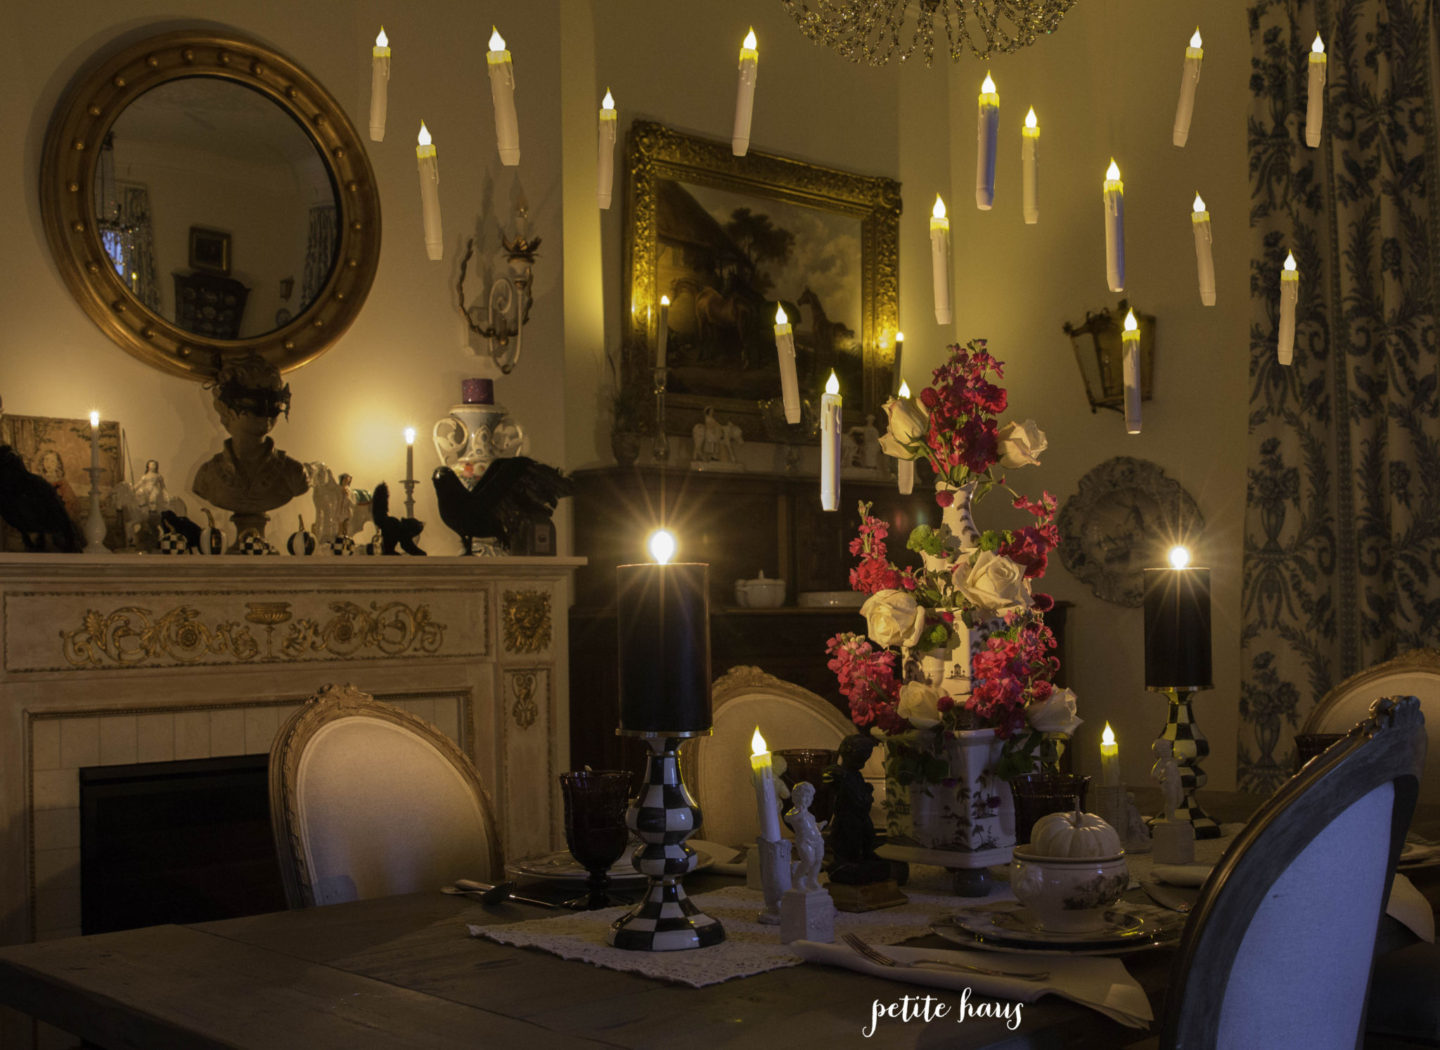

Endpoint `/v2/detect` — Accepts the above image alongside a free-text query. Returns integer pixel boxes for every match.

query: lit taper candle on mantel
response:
[733,27,758,156]
[820,371,841,512]
[774,304,800,423]
[975,72,998,210]
[1306,34,1326,148]
[1192,192,1216,306]
[894,380,915,496]
[597,89,617,209]
[930,195,952,324]
[616,529,712,735]
[1173,28,1203,147]
[1122,308,1141,435]
[369,28,390,142]
[1104,159,1125,292]
[88,411,100,472]
[1021,107,1039,224]
[1100,722,1120,787]
[415,122,443,261]
[1278,251,1299,366]
[656,295,670,368]
[404,427,415,487]
[750,728,783,842]
[890,330,904,396]
[487,27,520,166]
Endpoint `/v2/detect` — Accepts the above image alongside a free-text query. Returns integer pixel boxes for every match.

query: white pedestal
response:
[780,888,835,944]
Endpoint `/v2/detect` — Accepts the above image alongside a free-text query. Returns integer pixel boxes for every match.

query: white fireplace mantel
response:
[0,552,582,946]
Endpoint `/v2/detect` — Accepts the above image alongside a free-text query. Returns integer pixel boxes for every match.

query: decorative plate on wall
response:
[1057,457,1204,607]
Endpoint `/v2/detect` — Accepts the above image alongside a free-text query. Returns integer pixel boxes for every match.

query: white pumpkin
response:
[1028,808,1123,858]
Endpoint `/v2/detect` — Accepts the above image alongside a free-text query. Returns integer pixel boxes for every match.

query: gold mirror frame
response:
[40,29,381,381]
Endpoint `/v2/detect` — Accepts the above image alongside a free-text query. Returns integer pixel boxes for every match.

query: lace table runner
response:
[470,882,971,988]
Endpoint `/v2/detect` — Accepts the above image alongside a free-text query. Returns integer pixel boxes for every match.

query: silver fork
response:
[840,932,1049,982]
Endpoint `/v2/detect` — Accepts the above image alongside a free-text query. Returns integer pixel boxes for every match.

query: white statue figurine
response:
[847,414,882,469]
[1152,738,1183,822]
[784,781,827,893]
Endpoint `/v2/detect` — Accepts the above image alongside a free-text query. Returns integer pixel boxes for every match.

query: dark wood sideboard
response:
[567,466,1067,775]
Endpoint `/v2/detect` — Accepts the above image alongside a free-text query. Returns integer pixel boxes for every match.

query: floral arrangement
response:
[826,339,1079,786]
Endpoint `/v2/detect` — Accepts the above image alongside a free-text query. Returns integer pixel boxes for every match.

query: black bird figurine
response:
[371,481,425,556]
[432,458,572,555]
[0,446,79,552]
[160,509,203,551]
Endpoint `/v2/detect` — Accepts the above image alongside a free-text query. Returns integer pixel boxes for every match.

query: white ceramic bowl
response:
[734,577,786,608]
[1010,847,1128,932]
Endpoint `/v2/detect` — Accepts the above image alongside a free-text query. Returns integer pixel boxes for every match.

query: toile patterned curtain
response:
[1240,0,1440,793]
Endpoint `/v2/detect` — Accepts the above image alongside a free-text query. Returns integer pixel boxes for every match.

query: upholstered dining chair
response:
[268,683,504,908]
[685,665,880,847]
[1159,695,1426,1050]
[1301,649,1440,803]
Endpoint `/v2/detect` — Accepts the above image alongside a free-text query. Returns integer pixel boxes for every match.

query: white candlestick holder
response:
[82,466,108,554]
[755,837,790,925]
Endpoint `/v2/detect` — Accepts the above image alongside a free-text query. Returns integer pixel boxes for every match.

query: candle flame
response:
[648,529,676,565]
[489,27,506,51]
[404,427,415,446]
[417,121,432,146]
[89,410,99,428]
[1123,309,1138,332]
[1190,27,1202,48]
[751,727,768,756]
[1024,106,1037,129]
[1169,545,1191,568]
[1193,192,1207,212]
[898,379,911,398]
[602,89,615,110]
[1102,723,1116,747]
[825,371,840,396]
[1106,159,1121,181]
[895,331,904,344]
[980,72,996,94]
[376,27,388,47]
[660,294,670,306]
[742,27,757,50]
[775,303,787,324]
[1284,251,1297,271]
[932,194,947,219]
[1312,33,1325,54]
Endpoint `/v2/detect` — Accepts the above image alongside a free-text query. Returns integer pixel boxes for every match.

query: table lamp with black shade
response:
[1144,547,1220,838]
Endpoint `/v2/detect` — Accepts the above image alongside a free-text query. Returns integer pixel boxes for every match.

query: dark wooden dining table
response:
[0,792,1433,1050]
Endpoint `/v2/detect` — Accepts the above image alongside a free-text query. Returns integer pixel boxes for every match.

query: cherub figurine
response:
[1152,738,1183,821]
[785,781,826,893]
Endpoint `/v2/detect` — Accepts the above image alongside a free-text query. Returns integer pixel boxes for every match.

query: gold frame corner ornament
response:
[39,29,382,380]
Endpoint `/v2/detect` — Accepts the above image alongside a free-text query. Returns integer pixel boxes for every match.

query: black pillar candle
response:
[616,561,712,735]
[1143,566,1213,690]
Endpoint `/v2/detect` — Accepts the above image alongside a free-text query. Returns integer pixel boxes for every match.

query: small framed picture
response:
[188,226,231,275]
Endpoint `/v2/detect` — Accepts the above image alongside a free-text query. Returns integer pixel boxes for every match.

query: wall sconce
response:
[458,205,540,375]
[1062,299,1156,414]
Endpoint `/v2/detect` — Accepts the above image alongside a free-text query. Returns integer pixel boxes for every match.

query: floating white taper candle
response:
[487,27,520,166]
[820,371,841,511]
[415,122,443,261]
[1278,252,1299,365]
[1173,28,1203,147]
[733,28,758,156]
[1021,107,1039,224]
[1122,309,1141,434]
[930,195,952,324]
[976,72,998,210]
[597,89,617,209]
[774,304,800,423]
[370,28,390,142]
[1192,192,1216,306]
[1306,34,1327,148]
[1104,159,1126,292]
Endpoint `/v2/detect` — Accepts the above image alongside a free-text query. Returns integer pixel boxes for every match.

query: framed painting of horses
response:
[623,120,900,443]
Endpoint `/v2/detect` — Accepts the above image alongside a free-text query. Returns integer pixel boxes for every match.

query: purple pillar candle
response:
[461,378,494,405]
[1143,566,1213,691]
[616,561,711,735]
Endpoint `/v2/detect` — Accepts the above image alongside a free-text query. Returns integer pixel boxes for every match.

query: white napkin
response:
[791,940,1153,1029]
[1150,863,1212,888]
[688,839,746,876]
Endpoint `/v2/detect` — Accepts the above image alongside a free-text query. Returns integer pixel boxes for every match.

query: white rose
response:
[954,550,1032,616]
[896,681,943,729]
[877,396,928,460]
[997,419,1047,469]
[1025,687,1082,736]
[859,589,926,648]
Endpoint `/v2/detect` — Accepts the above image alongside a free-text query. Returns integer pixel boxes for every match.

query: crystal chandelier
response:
[780,0,1078,66]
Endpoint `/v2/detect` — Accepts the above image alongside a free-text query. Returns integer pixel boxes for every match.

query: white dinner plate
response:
[933,900,1183,956]
[507,847,715,885]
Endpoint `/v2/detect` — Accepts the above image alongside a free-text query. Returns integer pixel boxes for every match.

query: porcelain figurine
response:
[785,781,826,893]
[690,407,744,471]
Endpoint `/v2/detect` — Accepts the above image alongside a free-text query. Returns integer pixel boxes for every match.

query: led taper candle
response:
[894,380,915,496]
[1143,547,1213,691]
[415,122,443,261]
[975,72,998,210]
[1278,251,1299,365]
[1122,308,1141,435]
[369,28,390,142]
[930,195,952,324]
[1100,723,1121,787]
[820,371,842,511]
[616,530,712,735]
[1306,34,1326,148]
[656,295,670,368]
[487,27,520,166]
[890,330,904,396]
[597,89,617,209]
[1103,159,1126,292]
[1192,192,1216,306]
[774,304,800,423]
[750,728,783,842]
[1021,107,1039,224]
[733,27,758,157]
[88,411,100,472]
[1173,28,1203,147]
[404,427,415,487]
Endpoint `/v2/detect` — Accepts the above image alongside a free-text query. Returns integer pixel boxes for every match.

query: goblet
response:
[559,770,633,910]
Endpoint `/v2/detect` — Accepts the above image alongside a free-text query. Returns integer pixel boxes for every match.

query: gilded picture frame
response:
[623,120,901,442]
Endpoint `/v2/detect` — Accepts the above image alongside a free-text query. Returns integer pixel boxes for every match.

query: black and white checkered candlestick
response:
[1158,688,1220,839]
[607,735,724,951]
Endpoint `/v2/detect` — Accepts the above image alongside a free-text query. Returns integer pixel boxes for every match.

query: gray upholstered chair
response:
[268,683,504,908]
[1160,696,1426,1050]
